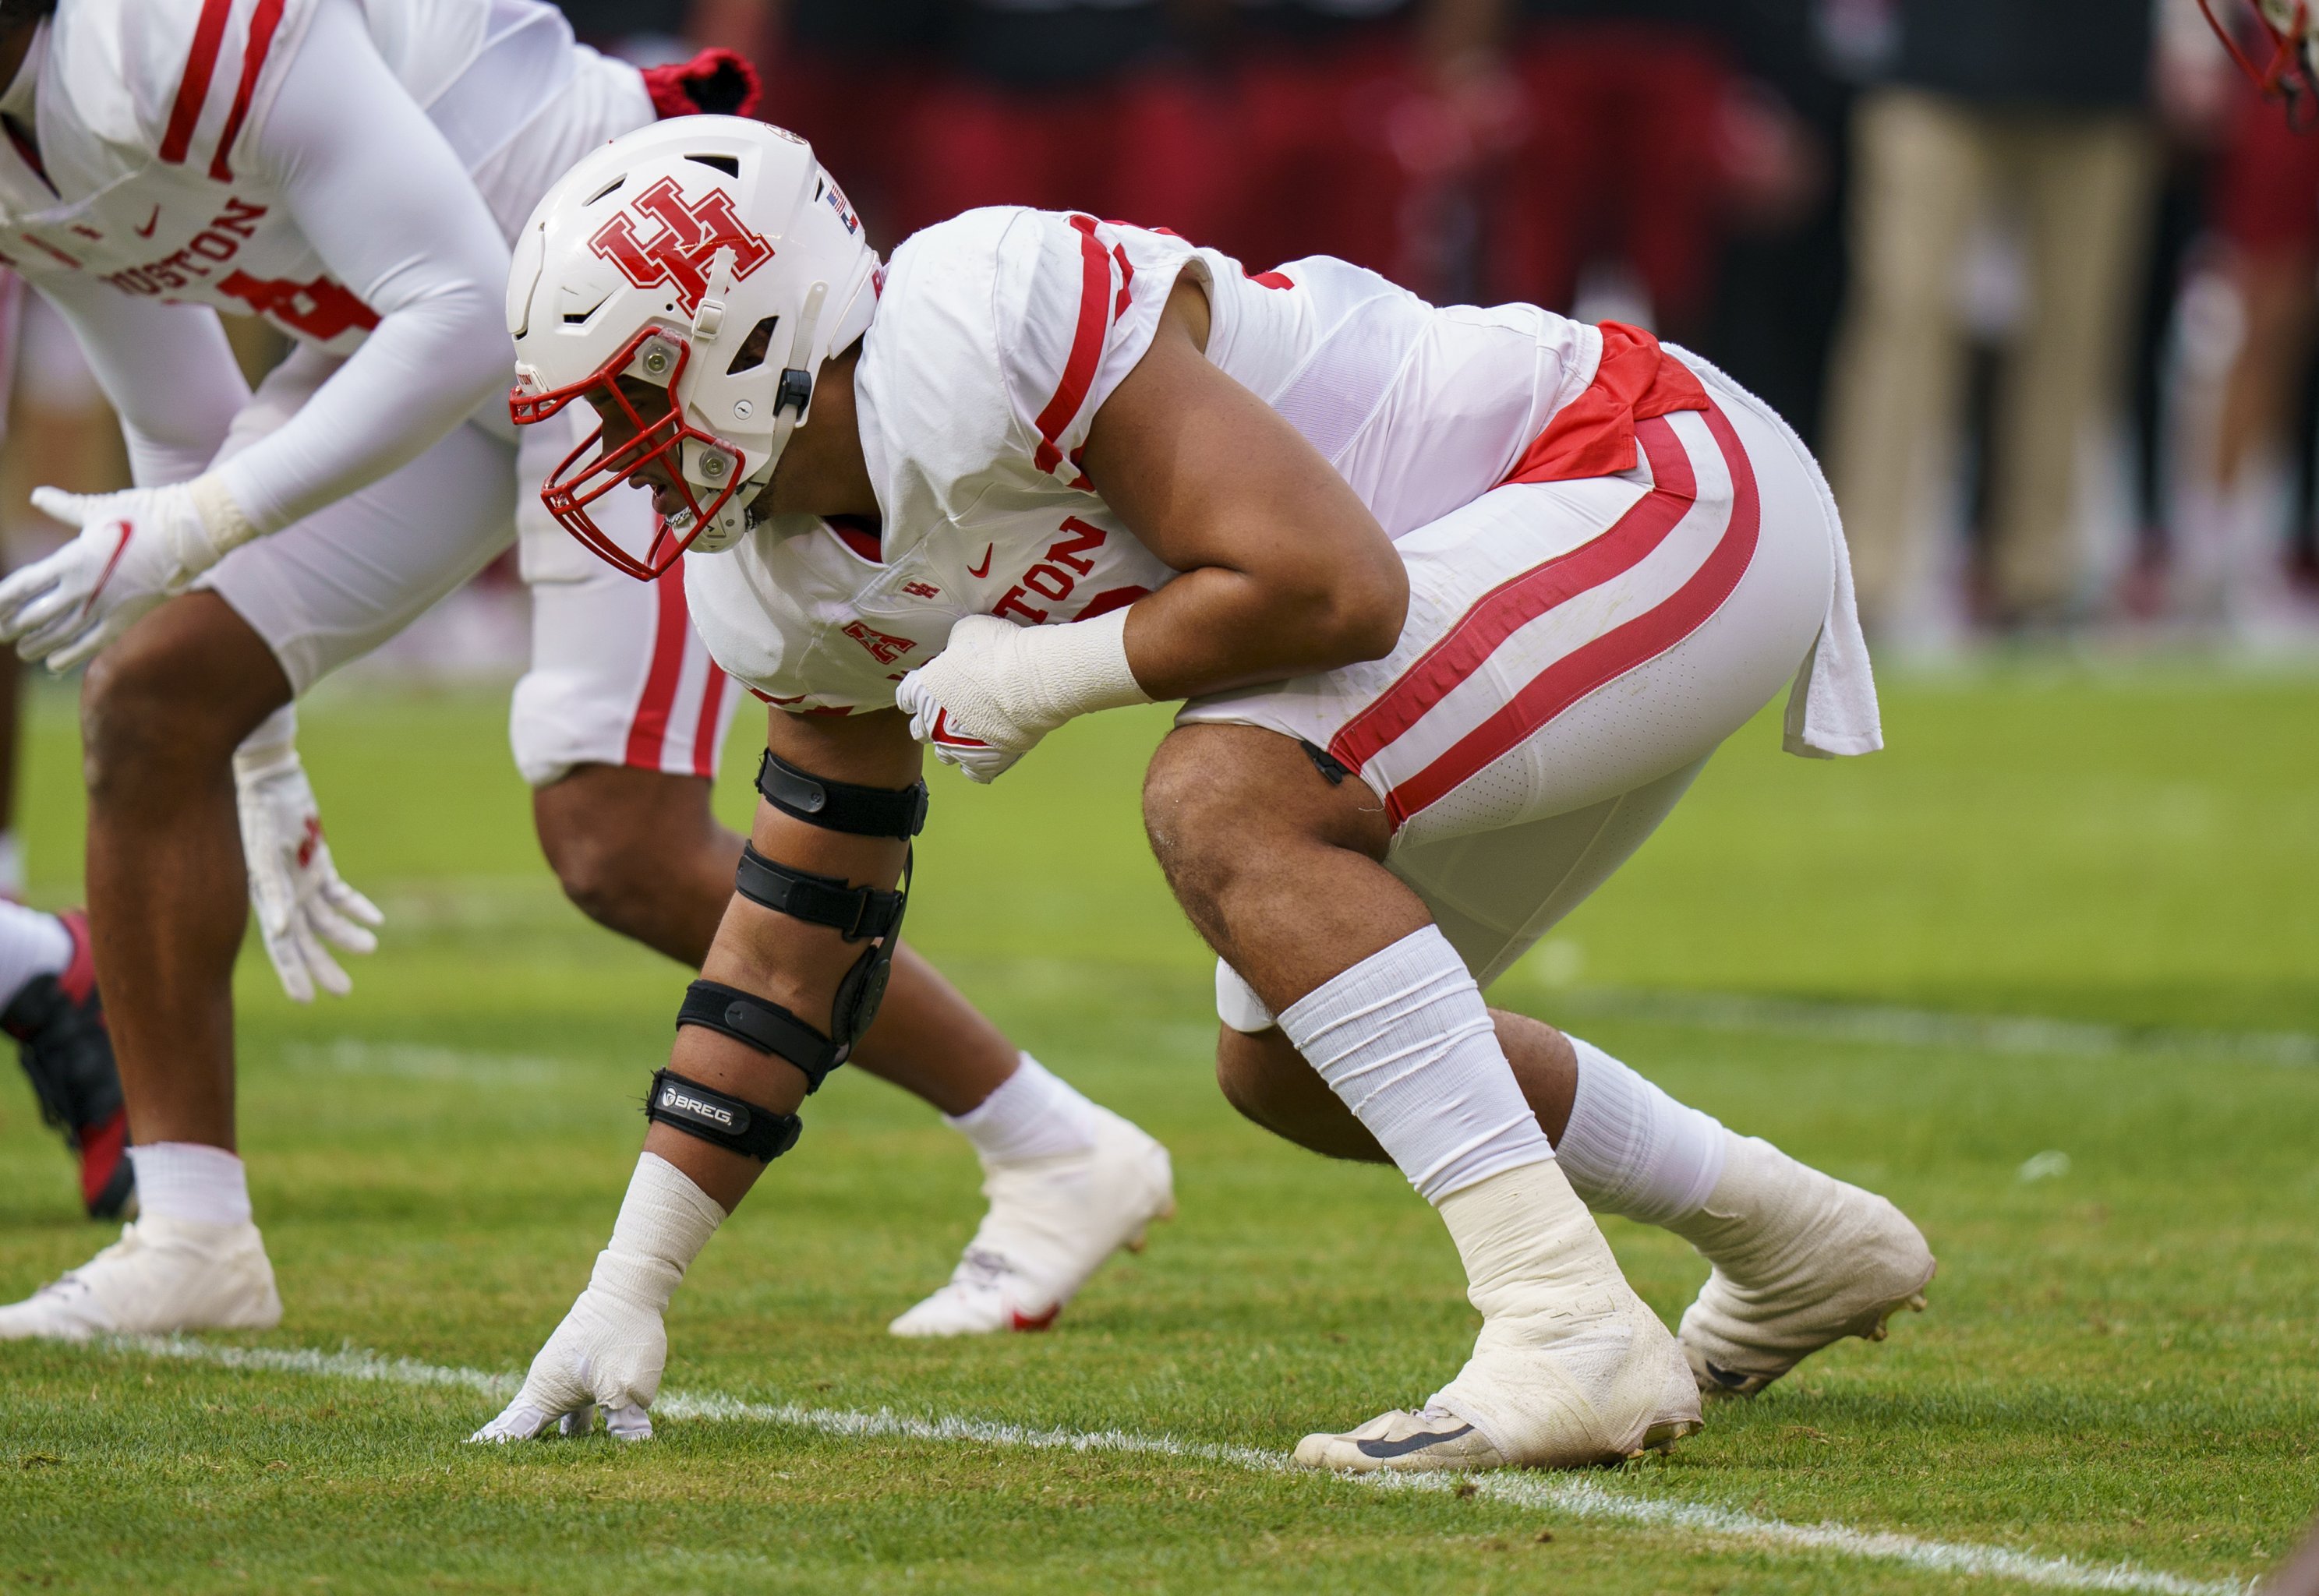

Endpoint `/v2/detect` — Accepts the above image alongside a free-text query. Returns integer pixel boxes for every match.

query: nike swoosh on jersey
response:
[133,206,160,238]
[967,545,994,579]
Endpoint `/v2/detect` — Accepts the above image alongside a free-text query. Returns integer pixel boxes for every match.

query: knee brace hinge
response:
[644,1067,801,1161]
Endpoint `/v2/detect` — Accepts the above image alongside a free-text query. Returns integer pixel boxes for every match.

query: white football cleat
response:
[1673,1135,1936,1396]
[0,1216,281,1340]
[1294,1161,1701,1474]
[890,1106,1174,1337]
[469,1287,666,1443]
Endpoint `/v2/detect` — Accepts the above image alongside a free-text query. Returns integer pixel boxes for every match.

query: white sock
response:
[1279,926,1554,1204]
[0,829,24,899]
[127,1142,253,1227]
[0,900,71,1007]
[589,1152,727,1314]
[1554,1036,1727,1227]
[944,1054,1101,1164]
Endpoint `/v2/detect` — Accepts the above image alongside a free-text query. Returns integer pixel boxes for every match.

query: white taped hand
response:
[0,478,255,672]
[894,610,1148,785]
[235,736,381,1002]
[468,1287,666,1442]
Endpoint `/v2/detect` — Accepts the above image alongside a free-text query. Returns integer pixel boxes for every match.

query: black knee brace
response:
[673,754,923,1096]
[644,1067,801,1162]
[755,748,928,839]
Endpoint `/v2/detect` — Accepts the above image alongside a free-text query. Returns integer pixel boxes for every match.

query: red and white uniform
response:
[687,206,1879,982]
[0,0,734,786]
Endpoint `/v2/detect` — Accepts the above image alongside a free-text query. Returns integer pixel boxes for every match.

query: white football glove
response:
[0,477,258,672]
[470,1153,722,1444]
[894,610,1150,785]
[469,1286,667,1442]
[235,711,382,1002]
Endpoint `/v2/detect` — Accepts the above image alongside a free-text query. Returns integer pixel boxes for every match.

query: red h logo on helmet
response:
[589,177,775,313]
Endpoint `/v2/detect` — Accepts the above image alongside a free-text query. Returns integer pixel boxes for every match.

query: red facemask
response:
[2200,0,2319,121]
[508,324,750,581]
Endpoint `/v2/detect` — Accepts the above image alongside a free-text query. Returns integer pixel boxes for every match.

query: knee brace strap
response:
[735,843,903,941]
[677,980,846,1093]
[756,749,928,839]
[645,1067,801,1162]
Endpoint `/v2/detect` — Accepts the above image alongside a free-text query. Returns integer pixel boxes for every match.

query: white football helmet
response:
[507,115,879,579]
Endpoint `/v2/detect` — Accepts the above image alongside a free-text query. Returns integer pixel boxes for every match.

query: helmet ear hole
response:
[726,316,779,376]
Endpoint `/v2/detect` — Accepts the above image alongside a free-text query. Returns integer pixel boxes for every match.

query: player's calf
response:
[532,763,736,967]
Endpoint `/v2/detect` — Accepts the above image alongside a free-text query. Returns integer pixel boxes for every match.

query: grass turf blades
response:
[2,665,2315,1591]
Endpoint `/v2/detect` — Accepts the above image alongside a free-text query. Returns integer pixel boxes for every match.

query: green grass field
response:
[2,663,2315,1593]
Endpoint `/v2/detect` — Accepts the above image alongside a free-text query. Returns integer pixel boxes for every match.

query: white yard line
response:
[117,1335,2250,1596]
[1546,987,2319,1069]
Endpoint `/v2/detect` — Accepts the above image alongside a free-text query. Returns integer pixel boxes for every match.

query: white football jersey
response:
[686,205,1606,713]
[0,0,606,352]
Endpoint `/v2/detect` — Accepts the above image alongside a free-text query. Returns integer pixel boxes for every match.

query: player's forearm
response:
[217,0,512,534]
[37,282,248,487]
[1122,558,1408,701]
[212,284,505,533]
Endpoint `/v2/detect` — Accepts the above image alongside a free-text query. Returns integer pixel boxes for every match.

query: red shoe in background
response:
[5,909,133,1219]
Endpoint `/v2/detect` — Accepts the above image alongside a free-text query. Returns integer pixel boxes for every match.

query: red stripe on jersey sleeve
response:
[1030,214,1115,478]
[208,0,288,182]
[161,0,236,167]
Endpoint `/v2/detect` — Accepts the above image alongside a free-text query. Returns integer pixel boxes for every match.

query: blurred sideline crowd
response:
[7,0,2319,659]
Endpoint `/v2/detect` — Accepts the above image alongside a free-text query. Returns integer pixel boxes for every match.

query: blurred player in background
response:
[0,0,1168,1345]
[474,118,1932,1464]
[2175,0,2319,634]
[0,271,132,1220]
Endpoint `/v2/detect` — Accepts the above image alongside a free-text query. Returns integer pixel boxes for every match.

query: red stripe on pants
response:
[624,566,691,771]
[1328,415,1699,774]
[691,662,728,779]
[1379,402,1761,827]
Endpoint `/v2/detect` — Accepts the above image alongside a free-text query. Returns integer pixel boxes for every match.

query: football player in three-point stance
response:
[475,117,1935,1467]
[0,0,1169,1344]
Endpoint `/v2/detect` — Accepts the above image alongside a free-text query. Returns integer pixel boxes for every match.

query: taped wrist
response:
[186,474,262,567]
[644,1067,801,1161]
[937,609,1152,749]
[755,750,927,839]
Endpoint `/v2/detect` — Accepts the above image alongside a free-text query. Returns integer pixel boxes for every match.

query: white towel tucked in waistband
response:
[1783,482,1882,758]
